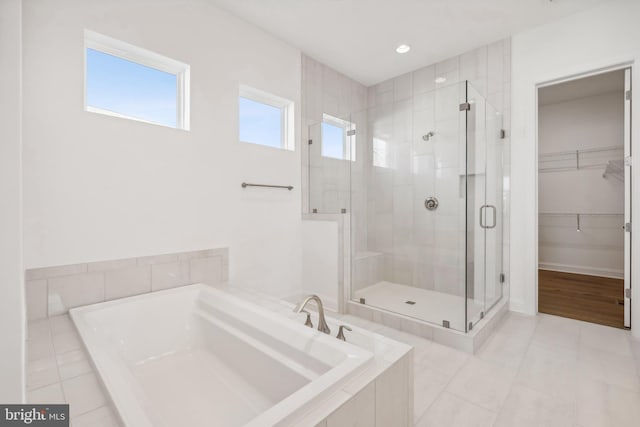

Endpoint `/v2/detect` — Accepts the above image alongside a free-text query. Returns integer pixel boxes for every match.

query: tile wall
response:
[301,54,368,234]
[363,39,512,297]
[25,248,229,320]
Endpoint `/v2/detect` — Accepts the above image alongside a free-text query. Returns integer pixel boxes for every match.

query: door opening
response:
[536,68,632,329]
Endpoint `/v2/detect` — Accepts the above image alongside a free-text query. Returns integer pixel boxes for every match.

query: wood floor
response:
[538,269,625,329]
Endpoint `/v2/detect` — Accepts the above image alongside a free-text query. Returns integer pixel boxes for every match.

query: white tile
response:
[515,341,577,400]
[494,312,538,337]
[26,279,48,320]
[48,272,104,316]
[413,65,435,95]
[413,364,451,422]
[415,341,469,376]
[49,314,75,335]
[460,46,488,82]
[104,265,151,300]
[27,356,60,391]
[72,406,121,427]
[475,330,529,368]
[26,263,86,281]
[87,258,136,273]
[49,314,76,335]
[57,349,93,380]
[573,377,640,427]
[52,330,83,354]
[494,384,572,427]
[27,382,66,404]
[326,382,374,427]
[394,72,413,101]
[375,354,412,427]
[435,57,460,86]
[28,336,55,361]
[62,373,108,418]
[151,261,190,291]
[415,392,496,427]
[579,321,633,358]
[577,344,639,392]
[190,256,223,285]
[28,319,51,341]
[531,314,580,354]
[487,40,505,94]
[446,357,517,411]
[137,252,179,266]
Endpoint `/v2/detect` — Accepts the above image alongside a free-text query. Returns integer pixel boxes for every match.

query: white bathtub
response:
[70,284,374,427]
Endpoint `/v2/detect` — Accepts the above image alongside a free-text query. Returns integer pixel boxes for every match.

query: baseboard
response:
[538,262,623,279]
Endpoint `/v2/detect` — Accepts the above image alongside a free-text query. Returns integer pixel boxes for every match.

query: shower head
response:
[422,131,435,141]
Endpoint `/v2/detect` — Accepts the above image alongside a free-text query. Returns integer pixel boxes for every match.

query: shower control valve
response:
[424,197,439,211]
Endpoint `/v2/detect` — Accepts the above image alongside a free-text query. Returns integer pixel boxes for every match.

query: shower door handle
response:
[480,205,497,229]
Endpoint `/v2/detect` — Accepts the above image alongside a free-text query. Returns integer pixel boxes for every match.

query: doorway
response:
[537,68,632,329]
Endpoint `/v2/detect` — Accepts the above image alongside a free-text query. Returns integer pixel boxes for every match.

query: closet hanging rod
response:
[538,145,623,158]
[539,212,624,232]
[241,182,293,191]
[539,212,623,216]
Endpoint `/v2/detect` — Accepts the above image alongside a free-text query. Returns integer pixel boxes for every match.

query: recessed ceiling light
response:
[395,44,411,54]
[435,76,447,84]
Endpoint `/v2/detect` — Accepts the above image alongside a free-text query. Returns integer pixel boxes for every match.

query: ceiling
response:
[211,0,612,86]
[539,69,626,105]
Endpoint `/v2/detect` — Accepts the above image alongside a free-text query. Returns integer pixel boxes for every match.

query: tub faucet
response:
[294,295,331,334]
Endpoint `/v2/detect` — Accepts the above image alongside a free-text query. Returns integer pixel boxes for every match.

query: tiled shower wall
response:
[363,39,512,297]
[25,248,229,320]
[301,54,371,260]
[301,55,368,224]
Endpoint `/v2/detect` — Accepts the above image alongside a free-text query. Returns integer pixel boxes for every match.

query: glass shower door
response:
[465,82,504,330]
[485,101,504,313]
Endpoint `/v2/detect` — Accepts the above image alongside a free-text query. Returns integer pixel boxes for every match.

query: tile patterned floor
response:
[27,310,640,427]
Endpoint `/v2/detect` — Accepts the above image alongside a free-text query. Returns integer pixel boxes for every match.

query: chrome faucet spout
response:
[294,295,331,334]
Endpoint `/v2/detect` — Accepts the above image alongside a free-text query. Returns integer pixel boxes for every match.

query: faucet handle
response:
[301,310,313,328]
[336,325,352,341]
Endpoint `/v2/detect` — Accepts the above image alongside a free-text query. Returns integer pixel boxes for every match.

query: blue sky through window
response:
[239,97,283,148]
[86,48,177,127]
[322,122,345,159]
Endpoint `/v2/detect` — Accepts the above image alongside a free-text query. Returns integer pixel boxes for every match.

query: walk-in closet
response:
[537,69,632,329]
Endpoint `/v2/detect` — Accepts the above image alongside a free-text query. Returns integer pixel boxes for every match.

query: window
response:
[321,114,356,161]
[84,30,190,130]
[239,85,294,150]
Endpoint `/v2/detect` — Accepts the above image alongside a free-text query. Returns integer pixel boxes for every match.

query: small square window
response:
[321,114,356,161]
[84,30,190,130]
[239,85,294,150]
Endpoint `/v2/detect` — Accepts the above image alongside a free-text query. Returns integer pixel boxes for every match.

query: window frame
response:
[84,30,191,130]
[321,113,356,161]
[238,85,295,151]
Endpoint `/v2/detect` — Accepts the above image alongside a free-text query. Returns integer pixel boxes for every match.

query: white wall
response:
[0,0,25,402]
[301,220,339,310]
[510,0,640,335]
[22,0,303,296]
[538,92,625,277]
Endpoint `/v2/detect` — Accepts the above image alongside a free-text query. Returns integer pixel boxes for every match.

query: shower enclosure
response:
[308,81,507,333]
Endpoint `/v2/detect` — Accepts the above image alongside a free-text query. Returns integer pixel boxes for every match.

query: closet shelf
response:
[538,146,623,173]
[539,212,624,232]
[603,159,624,182]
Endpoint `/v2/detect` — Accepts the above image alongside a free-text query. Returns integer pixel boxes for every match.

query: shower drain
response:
[405,300,416,305]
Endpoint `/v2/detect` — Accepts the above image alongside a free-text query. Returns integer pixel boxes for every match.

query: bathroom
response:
[1,0,640,426]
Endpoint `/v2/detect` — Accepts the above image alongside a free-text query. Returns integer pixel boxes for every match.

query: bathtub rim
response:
[70,283,376,427]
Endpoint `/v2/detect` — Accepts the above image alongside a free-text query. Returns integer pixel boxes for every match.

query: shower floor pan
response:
[349,281,507,353]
